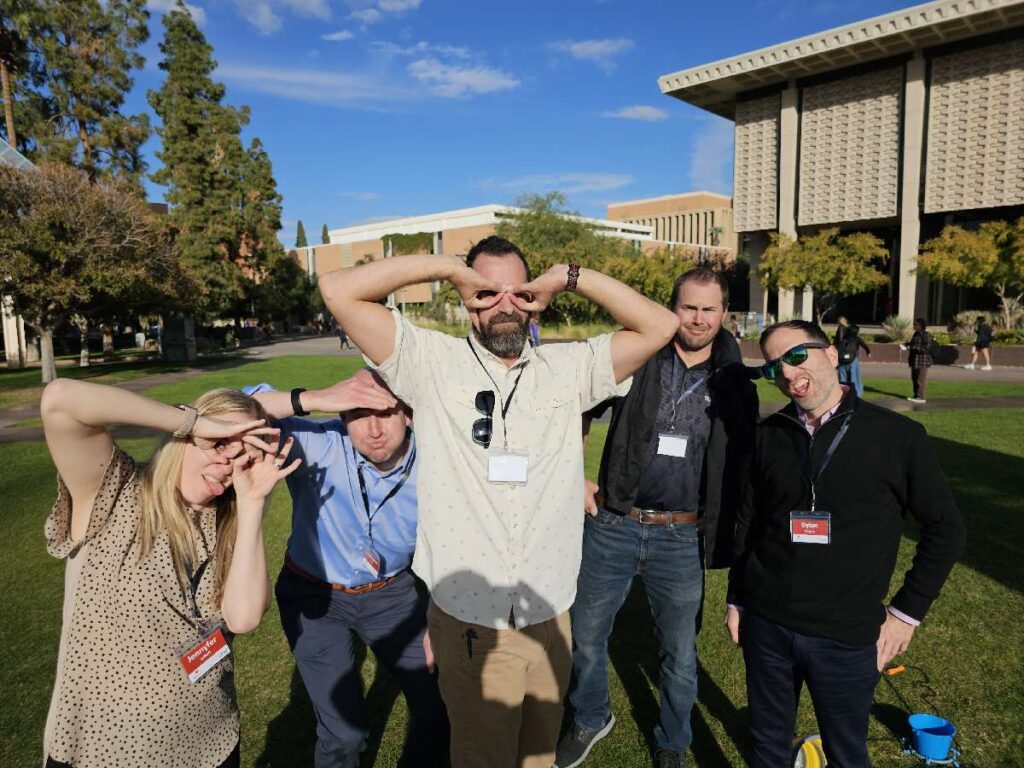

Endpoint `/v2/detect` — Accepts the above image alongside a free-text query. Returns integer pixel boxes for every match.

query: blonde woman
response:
[39,379,300,768]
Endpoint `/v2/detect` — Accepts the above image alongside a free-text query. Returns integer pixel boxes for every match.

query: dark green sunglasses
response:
[760,342,830,381]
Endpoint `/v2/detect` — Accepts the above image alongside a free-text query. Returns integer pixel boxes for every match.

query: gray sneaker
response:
[655,749,687,768]
[553,714,616,768]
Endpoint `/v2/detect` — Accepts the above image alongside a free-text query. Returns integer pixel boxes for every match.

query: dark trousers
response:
[911,367,929,399]
[276,567,448,768]
[742,611,880,768]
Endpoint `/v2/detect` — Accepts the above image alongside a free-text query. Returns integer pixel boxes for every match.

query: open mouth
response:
[790,377,811,398]
[202,473,227,496]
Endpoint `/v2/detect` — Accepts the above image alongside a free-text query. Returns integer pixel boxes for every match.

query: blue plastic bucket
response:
[908,713,956,760]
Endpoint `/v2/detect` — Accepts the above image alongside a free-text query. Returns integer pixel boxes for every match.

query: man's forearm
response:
[319,254,461,305]
[250,390,301,420]
[574,266,676,336]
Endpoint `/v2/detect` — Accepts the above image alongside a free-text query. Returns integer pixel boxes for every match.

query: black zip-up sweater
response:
[728,389,966,646]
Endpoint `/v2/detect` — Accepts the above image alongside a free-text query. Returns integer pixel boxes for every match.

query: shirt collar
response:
[796,385,849,435]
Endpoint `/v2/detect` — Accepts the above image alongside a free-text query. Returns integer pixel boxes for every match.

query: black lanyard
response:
[183,557,210,623]
[795,404,855,512]
[356,443,414,539]
[467,338,526,446]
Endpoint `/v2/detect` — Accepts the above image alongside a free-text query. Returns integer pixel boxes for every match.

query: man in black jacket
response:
[555,268,758,768]
[727,320,965,768]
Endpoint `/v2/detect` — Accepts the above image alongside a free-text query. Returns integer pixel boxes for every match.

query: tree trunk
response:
[78,320,90,367]
[0,59,16,146]
[40,327,57,383]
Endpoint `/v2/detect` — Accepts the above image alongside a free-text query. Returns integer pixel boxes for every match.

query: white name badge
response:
[488,452,529,484]
[657,433,688,458]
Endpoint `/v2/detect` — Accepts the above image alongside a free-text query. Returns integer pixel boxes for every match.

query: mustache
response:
[487,312,527,330]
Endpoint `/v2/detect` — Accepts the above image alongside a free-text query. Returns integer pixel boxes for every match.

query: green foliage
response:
[8,0,150,184]
[494,192,699,325]
[321,223,329,244]
[918,220,1024,329]
[384,232,433,256]
[880,315,913,343]
[295,219,307,248]
[759,229,890,323]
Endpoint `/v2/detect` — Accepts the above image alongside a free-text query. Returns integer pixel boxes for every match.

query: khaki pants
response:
[427,601,572,768]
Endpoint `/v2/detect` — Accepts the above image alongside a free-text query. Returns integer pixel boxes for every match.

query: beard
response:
[676,324,717,352]
[479,312,529,358]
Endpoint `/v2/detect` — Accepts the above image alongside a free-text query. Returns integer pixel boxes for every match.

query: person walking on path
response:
[833,316,871,396]
[246,370,448,768]
[965,316,993,370]
[555,268,758,768]
[39,380,297,768]
[318,235,678,768]
[726,320,965,768]
[907,318,935,404]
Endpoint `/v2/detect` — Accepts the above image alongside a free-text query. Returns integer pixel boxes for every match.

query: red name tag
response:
[179,628,230,683]
[789,512,831,544]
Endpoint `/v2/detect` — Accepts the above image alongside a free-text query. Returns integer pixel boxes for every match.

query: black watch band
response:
[290,388,309,416]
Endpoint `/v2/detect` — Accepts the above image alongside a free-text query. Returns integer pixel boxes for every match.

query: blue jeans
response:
[568,508,704,752]
[837,358,864,396]
[276,567,448,768]
[742,611,880,768]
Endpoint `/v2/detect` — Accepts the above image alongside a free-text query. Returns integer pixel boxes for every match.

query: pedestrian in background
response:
[965,316,993,370]
[907,318,934,404]
[834,316,870,396]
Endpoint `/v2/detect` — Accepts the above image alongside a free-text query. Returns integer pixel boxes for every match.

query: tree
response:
[758,228,889,323]
[147,3,251,322]
[321,223,329,244]
[295,220,307,248]
[0,163,184,382]
[13,0,150,184]
[918,220,1024,329]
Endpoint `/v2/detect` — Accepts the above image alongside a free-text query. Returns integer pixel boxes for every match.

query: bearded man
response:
[317,235,678,768]
[555,267,758,768]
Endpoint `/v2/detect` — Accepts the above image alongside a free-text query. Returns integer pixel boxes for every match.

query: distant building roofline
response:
[658,0,1024,119]
[607,190,732,208]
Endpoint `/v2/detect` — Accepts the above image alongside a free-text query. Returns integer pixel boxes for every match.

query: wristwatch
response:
[291,388,309,416]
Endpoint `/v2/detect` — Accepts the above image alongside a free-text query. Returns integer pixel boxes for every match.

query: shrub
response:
[880,315,913,343]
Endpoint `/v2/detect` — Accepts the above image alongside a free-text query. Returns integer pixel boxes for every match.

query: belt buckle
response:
[638,509,657,524]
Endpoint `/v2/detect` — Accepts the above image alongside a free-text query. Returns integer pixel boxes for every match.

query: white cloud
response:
[146,0,206,25]
[217,62,417,106]
[340,191,382,200]
[408,58,520,98]
[371,40,472,59]
[350,7,382,24]
[550,37,634,73]
[687,116,734,194]
[378,0,421,10]
[602,105,668,122]
[481,172,633,196]
[321,29,355,41]
[234,0,330,35]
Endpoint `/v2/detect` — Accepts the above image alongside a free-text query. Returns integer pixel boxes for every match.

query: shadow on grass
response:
[863,384,907,399]
[904,436,1023,594]
[606,582,747,764]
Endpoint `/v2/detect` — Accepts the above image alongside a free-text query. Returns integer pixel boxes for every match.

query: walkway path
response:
[1,337,1020,444]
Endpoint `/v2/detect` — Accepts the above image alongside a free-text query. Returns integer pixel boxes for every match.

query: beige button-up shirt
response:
[369,310,629,629]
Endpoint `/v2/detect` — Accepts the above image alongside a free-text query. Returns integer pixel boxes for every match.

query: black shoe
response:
[553,714,616,768]
[655,748,687,768]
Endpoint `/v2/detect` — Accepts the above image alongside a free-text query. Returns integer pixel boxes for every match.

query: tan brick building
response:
[292,204,657,305]
[659,0,1024,323]
[607,191,738,255]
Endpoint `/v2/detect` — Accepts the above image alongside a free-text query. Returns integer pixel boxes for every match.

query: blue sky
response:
[132,0,918,246]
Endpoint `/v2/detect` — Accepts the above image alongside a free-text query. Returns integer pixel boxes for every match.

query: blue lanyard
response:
[669,356,709,427]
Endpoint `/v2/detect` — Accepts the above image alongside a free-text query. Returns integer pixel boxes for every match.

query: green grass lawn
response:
[1,360,1021,767]
[755,377,1024,404]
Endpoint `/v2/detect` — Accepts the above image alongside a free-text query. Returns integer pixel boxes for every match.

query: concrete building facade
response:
[659,0,1024,323]
[606,191,739,255]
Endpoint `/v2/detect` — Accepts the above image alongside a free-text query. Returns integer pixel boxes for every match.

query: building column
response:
[898,52,928,320]
[777,81,799,319]
[2,295,26,369]
[745,232,768,322]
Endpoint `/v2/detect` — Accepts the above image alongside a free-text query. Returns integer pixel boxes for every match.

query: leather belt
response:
[285,553,401,595]
[626,508,701,525]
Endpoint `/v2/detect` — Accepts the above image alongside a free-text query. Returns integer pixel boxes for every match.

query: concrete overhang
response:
[659,0,1024,119]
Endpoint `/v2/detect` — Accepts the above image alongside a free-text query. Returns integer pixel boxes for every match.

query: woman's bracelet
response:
[173,404,199,439]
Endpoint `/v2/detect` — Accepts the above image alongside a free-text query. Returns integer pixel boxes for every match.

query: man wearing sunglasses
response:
[318,235,678,768]
[556,267,758,768]
[727,320,965,768]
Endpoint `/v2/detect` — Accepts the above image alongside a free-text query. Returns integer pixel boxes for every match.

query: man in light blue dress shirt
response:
[247,369,446,768]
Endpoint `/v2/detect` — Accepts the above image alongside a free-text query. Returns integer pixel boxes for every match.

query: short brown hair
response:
[669,267,729,309]
[759,319,830,355]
